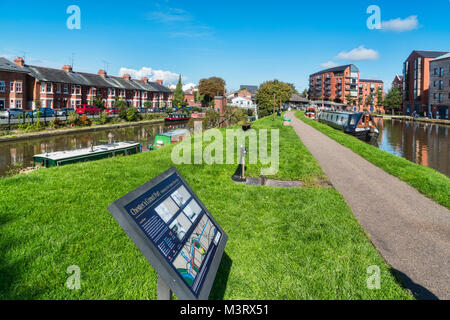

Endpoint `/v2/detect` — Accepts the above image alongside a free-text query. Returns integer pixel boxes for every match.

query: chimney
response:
[62,65,73,73]
[123,74,131,81]
[14,57,25,67]
[98,69,107,77]
[141,77,148,83]
[156,80,163,85]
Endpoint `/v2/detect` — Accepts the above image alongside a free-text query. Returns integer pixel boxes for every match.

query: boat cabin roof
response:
[321,111,364,116]
[34,141,141,161]
[161,129,189,137]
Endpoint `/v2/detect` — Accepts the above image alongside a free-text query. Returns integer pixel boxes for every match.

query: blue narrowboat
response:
[318,111,379,142]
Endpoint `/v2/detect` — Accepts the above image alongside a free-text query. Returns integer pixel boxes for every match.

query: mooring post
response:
[157,274,172,300]
[240,145,247,180]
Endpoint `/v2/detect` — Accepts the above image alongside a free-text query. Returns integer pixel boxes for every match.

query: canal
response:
[0,122,187,177]
[373,118,449,177]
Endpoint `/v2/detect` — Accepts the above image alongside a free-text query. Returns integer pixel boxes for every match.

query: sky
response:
[0,0,449,92]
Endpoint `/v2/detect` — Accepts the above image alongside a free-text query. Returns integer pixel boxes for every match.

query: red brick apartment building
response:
[392,75,403,92]
[0,57,173,111]
[402,50,449,115]
[309,64,385,112]
[359,79,384,112]
[429,53,450,119]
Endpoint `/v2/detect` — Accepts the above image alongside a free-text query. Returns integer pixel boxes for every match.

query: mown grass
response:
[295,111,450,209]
[0,116,412,300]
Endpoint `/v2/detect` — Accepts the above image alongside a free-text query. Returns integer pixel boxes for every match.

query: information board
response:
[107,167,228,300]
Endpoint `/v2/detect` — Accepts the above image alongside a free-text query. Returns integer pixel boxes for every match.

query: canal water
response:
[0,122,187,177]
[373,118,449,177]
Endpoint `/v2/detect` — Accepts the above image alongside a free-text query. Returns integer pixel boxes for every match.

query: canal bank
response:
[373,115,450,126]
[0,118,165,143]
[0,116,412,300]
[288,111,450,300]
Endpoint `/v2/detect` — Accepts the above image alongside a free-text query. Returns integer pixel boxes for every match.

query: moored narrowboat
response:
[305,107,317,120]
[165,113,190,122]
[149,129,189,150]
[318,111,379,142]
[33,142,142,168]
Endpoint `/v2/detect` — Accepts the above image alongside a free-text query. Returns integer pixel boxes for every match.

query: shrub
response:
[126,107,140,122]
[79,114,92,126]
[68,112,78,126]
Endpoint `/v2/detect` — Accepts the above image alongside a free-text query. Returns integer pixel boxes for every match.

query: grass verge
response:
[0,116,412,300]
[295,111,450,209]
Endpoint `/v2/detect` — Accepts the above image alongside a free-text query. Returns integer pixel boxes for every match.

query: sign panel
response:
[107,167,228,300]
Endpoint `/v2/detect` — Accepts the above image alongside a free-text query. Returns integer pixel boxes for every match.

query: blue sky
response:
[0,0,449,91]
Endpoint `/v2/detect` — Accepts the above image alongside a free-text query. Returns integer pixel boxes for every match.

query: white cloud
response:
[119,67,186,85]
[168,83,197,91]
[335,46,379,61]
[381,16,419,32]
[320,61,339,68]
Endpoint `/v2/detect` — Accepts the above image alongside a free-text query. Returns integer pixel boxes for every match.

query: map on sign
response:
[108,168,227,300]
[173,214,221,286]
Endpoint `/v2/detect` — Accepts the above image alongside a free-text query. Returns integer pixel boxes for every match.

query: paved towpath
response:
[286,112,450,300]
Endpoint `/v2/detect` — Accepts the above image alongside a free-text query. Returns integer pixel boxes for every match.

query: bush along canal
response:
[0,115,413,300]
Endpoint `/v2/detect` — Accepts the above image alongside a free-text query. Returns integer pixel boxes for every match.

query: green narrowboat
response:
[33,142,142,168]
[149,129,189,150]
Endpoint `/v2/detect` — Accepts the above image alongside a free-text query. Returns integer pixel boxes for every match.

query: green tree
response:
[300,89,308,98]
[116,98,127,120]
[198,77,226,107]
[93,97,105,109]
[383,87,402,115]
[376,87,384,108]
[173,75,185,108]
[365,94,374,108]
[255,80,295,118]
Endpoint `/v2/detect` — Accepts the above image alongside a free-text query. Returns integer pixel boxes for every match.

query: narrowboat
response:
[165,113,190,122]
[33,142,142,168]
[149,129,190,150]
[305,107,317,120]
[318,111,379,142]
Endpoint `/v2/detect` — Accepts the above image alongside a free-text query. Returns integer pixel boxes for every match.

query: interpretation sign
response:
[107,167,228,300]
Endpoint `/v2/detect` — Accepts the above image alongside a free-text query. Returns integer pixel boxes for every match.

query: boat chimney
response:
[90,142,94,152]
[108,133,114,144]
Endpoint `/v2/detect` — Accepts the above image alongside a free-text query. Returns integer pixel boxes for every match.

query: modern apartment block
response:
[402,50,449,115]
[0,57,173,110]
[309,64,384,112]
[359,79,384,112]
[429,53,450,119]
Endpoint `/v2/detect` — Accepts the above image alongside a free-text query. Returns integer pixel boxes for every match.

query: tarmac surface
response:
[287,112,450,300]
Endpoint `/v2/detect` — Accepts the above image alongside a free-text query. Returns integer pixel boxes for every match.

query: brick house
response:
[392,75,403,93]
[0,57,173,110]
[402,50,449,115]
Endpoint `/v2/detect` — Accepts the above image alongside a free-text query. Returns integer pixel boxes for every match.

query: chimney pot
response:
[123,74,131,80]
[141,77,148,83]
[156,80,163,85]
[62,65,73,73]
[98,69,107,77]
[14,57,25,67]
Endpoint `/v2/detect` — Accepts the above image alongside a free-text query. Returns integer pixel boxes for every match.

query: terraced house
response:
[0,57,173,110]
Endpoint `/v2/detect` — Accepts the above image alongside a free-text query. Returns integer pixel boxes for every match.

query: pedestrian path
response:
[286,112,450,300]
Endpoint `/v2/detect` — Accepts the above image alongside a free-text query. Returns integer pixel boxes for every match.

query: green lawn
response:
[0,116,412,300]
[295,111,450,209]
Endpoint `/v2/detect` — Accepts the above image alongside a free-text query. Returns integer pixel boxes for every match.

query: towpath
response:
[286,112,450,300]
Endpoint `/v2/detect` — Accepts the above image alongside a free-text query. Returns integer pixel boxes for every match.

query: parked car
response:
[28,108,55,118]
[0,108,28,119]
[76,105,101,115]
[56,108,75,117]
[106,107,119,115]
[137,108,149,114]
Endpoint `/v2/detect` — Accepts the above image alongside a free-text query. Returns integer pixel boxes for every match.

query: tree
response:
[383,87,402,115]
[376,87,384,109]
[93,97,105,109]
[173,75,185,108]
[116,98,127,120]
[365,94,374,109]
[300,89,309,98]
[198,77,226,107]
[255,79,295,118]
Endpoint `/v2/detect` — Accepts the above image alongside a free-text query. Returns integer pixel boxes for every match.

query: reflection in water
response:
[0,122,187,177]
[373,118,449,177]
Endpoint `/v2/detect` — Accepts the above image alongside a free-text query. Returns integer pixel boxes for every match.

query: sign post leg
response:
[157,274,172,300]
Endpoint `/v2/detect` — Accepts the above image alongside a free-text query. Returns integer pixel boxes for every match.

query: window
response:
[0,81,5,92]
[45,82,52,93]
[15,81,22,93]
[434,68,438,75]
[56,83,61,93]
[16,99,22,109]
[439,94,443,102]
[440,68,444,77]
[64,84,69,94]
[433,93,438,100]
[10,81,15,92]
[439,81,444,90]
